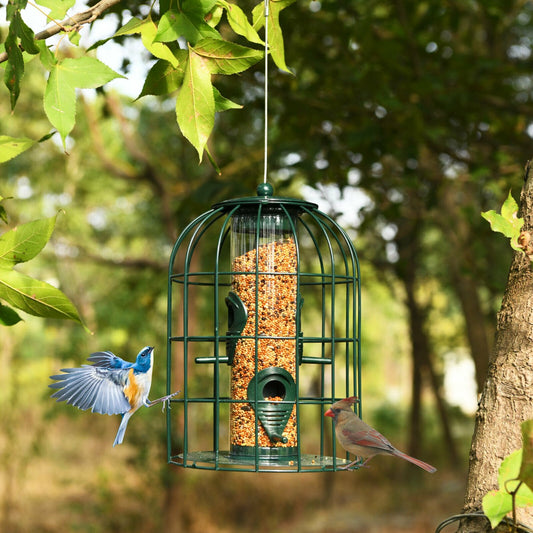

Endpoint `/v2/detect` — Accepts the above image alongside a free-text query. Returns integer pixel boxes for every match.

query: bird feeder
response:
[166,183,361,472]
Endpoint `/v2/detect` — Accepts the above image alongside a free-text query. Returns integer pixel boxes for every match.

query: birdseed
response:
[230,238,298,448]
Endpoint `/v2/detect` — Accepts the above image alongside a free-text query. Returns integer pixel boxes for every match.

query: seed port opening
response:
[263,379,286,400]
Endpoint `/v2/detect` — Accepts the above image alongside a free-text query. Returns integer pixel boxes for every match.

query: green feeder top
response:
[211,183,318,211]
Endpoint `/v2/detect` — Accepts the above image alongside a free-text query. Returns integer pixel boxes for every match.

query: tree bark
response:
[458,163,533,532]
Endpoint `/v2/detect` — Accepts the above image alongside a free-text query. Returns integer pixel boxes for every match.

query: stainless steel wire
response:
[263,0,269,184]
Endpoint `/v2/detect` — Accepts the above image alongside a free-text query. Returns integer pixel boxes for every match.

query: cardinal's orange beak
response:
[324,408,334,418]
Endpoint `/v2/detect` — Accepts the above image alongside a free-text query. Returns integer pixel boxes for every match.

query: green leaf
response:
[137,55,186,99]
[520,420,533,491]
[501,190,519,221]
[6,0,27,22]
[153,8,221,45]
[38,131,57,143]
[0,302,23,326]
[104,16,180,68]
[0,215,57,267]
[0,196,9,225]
[140,18,180,67]
[44,57,123,146]
[4,26,25,109]
[114,17,148,37]
[206,4,223,28]
[482,449,533,528]
[68,31,81,46]
[34,0,76,20]
[0,135,36,163]
[483,489,518,529]
[36,40,57,70]
[482,210,518,239]
[3,10,41,109]
[191,0,218,13]
[498,449,522,488]
[176,46,215,160]
[192,38,264,75]
[483,484,533,529]
[252,0,295,73]
[220,1,263,45]
[0,268,85,325]
[153,10,182,42]
[56,57,124,90]
[213,86,242,112]
[12,12,39,55]
[483,490,513,528]
[482,190,524,250]
[44,71,77,148]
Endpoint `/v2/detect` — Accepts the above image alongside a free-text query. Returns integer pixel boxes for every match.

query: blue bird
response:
[49,346,179,447]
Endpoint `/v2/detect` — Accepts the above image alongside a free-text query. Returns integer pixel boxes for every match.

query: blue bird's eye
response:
[139,347,153,359]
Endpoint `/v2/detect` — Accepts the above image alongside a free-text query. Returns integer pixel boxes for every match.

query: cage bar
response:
[166,184,361,472]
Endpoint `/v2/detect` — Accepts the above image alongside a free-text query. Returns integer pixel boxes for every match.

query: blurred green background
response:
[2,0,533,531]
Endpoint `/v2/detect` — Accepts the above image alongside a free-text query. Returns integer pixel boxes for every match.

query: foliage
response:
[0,0,295,164]
[482,420,533,529]
[482,191,524,252]
[1,2,524,530]
[0,198,85,329]
[520,420,533,493]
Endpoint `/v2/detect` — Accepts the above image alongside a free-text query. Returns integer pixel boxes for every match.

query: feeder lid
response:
[211,183,318,212]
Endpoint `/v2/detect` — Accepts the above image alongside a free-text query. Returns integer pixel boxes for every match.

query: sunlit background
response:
[2,0,531,531]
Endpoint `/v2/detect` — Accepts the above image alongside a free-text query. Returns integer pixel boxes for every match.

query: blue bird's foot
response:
[146,390,180,411]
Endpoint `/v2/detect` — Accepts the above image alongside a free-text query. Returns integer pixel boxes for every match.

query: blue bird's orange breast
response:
[124,369,141,408]
[123,367,152,411]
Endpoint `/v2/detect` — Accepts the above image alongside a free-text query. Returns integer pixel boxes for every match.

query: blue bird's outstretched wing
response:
[87,351,132,369]
[50,355,132,415]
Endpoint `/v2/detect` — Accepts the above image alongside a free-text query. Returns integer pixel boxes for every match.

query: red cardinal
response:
[325,396,436,473]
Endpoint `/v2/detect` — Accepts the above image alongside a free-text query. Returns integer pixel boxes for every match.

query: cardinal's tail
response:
[393,450,437,473]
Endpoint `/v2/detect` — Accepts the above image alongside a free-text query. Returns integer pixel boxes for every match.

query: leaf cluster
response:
[482,191,524,252]
[1,0,295,165]
[482,420,533,529]
[0,199,85,329]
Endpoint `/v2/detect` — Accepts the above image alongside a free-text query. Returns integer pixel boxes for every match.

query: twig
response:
[27,0,69,33]
[0,0,122,64]
[504,478,524,533]
[512,481,523,533]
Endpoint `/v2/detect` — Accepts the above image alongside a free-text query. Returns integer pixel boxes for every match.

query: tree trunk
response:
[440,182,492,392]
[403,267,458,464]
[396,220,458,464]
[451,271,491,392]
[458,164,533,532]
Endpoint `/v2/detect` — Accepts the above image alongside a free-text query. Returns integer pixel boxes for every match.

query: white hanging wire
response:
[263,0,269,184]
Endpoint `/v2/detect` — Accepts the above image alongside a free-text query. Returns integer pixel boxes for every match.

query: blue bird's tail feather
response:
[113,412,132,447]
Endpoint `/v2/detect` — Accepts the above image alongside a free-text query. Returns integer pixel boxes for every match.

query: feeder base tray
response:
[170,451,357,472]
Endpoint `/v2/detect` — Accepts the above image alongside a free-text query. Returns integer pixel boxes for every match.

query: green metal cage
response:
[166,183,361,472]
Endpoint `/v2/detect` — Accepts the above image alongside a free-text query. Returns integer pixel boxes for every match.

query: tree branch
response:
[0,0,122,64]
[58,248,168,272]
